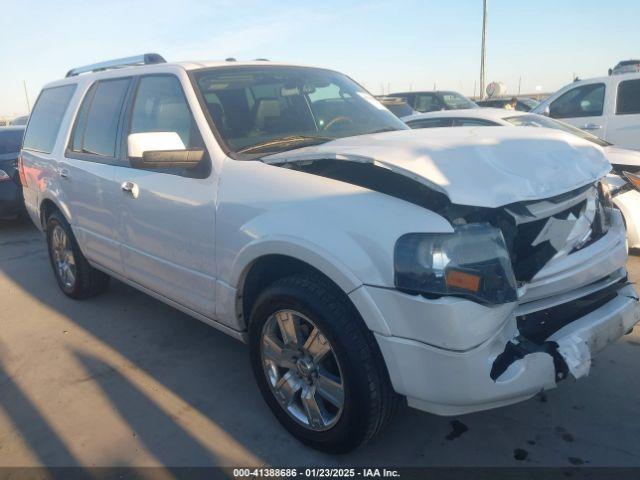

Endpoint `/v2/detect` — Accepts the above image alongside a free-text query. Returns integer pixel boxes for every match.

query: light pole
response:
[480,0,488,100]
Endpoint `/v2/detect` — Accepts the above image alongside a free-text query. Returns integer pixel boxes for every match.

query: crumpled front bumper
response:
[373,282,639,416]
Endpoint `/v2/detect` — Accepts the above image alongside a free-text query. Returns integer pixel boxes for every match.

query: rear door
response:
[607,77,640,149]
[59,77,132,274]
[547,81,608,138]
[113,74,218,319]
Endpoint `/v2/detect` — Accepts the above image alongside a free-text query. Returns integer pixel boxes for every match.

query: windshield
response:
[193,66,408,155]
[504,114,611,146]
[441,92,478,110]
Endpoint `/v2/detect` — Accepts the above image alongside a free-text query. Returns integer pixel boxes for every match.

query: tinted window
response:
[616,79,640,115]
[406,118,454,129]
[23,85,76,153]
[0,129,25,155]
[549,83,605,118]
[79,79,130,157]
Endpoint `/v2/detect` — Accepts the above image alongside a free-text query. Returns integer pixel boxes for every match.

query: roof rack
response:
[65,53,166,78]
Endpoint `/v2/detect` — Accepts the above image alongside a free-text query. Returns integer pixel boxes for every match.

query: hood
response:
[603,145,640,169]
[263,127,611,209]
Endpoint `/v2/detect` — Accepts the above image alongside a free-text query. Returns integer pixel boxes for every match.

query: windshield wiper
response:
[237,135,334,154]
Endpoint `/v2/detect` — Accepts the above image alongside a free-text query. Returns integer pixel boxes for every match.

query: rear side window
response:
[70,78,131,157]
[616,79,640,115]
[23,85,76,153]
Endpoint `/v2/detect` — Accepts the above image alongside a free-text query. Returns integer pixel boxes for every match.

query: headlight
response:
[623,171,640,191]
[0,169,11,182]
[394,223,518,305]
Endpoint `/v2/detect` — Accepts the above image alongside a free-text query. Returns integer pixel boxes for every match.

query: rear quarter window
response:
[22,85,76,153]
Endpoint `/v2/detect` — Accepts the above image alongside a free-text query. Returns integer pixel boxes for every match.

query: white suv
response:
[19,54,640,453]
[533,72,640,150]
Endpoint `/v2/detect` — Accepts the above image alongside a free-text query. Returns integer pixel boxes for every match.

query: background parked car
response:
[10,115,29,126]
[375,96,417,118]
[532,72,640,150]
[609,60,640,76]
[476,97,539,111]
[388,90,478,113]
[403,108,640,250]
[0,126,26,219]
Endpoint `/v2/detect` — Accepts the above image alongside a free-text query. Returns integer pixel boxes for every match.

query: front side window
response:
[23,85,76,153]
[70,78,131,157]
[616,79,640,115]
[504,114,610,146]
[549,83,605,118]
[193,66,407,156]
[128,75,208,177]
[131,75,203,150]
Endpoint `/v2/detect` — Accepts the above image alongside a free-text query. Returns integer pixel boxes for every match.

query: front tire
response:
[45,211,110,299]
[248,273,399,453]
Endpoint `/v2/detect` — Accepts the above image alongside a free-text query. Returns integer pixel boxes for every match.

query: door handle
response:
[581,123,602,131]
[121,181,140,199]
[58,168,70,178]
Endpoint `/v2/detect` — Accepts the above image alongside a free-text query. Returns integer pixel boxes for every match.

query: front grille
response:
[500,184,608,283]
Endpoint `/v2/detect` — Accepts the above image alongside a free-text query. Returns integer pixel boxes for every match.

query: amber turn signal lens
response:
[445,269,481,292]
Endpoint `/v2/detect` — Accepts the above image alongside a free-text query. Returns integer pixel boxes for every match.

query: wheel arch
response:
[39,197,70,228]
[231,240,365,332]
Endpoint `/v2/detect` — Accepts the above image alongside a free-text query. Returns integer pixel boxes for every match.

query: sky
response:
[1,0,639,117]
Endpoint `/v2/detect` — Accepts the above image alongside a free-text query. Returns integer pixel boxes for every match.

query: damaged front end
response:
[270,156,639,406]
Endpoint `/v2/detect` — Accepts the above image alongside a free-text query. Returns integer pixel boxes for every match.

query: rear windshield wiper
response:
[237,135,334,154]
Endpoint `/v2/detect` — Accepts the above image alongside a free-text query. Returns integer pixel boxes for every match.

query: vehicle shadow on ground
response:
[1,217,639,467]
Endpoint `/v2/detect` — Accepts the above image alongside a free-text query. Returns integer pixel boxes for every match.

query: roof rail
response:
[65,53,166,77]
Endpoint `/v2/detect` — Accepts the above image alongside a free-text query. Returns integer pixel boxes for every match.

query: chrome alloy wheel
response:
[260,310,345,431]
[51,225,76,289]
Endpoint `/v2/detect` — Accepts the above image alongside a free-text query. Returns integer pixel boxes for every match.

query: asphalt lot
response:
[1,216,639,468]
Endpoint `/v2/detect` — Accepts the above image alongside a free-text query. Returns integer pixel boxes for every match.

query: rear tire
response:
[248,272,399,453]
[45,210,110,299]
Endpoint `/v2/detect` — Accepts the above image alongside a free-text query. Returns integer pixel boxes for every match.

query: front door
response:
[547,81,608,140]
[113,74,217,319]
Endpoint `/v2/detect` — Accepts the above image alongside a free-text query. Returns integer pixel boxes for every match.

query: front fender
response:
[215,158,453,330]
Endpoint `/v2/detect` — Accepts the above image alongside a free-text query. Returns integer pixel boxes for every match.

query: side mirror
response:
[542,106,550,117]
[127,132,203,169]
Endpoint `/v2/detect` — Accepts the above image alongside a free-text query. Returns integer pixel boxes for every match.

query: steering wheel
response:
[323,116,354,131]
